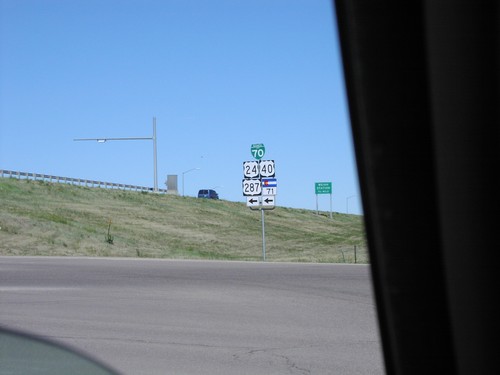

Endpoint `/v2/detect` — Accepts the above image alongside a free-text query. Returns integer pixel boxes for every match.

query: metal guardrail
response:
[0,169,168,194]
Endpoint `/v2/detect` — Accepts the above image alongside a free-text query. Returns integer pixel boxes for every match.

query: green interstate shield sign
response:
[315,182,332,194]
[250,143,265,160]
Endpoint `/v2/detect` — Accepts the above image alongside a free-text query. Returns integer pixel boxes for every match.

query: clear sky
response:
[0,0,362,215]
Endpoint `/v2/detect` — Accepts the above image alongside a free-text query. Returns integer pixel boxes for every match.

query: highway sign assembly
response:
[241,160,276,208]
[243,144,276,261]
[242,169,276,210]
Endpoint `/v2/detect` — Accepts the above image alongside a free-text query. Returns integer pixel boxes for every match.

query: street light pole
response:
[74,117,159,192]
[346,195,356,214]
[182,168,200,196]
[153,117,157,192]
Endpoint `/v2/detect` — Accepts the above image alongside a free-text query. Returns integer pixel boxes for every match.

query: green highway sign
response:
[251,143,265,160]
[315,182,332,194]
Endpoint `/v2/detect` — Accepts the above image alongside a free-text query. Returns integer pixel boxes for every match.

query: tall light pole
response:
[74,117,158,192]
[182,168,200,196]
[346,195,356,214]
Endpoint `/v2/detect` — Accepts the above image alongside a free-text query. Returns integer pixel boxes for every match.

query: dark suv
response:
[197,189,219,199]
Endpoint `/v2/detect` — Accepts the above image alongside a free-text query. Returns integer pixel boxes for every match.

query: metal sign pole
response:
[330,193,333,219]
[260,159,266,262]
[261,208,266,261]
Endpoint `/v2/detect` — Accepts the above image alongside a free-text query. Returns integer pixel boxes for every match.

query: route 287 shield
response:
[242,179,262,196]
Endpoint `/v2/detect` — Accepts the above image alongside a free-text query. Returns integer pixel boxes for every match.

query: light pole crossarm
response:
[74,137,152,142]
[73,117,158,192]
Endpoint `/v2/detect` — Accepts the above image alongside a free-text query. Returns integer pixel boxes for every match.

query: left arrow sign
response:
[263,197,274,204]
[247,196,261,207]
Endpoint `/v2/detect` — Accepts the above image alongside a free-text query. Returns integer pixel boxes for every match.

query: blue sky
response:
[0,0,362,215]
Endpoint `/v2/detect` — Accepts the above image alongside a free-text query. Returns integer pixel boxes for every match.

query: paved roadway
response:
[0,257,384,375]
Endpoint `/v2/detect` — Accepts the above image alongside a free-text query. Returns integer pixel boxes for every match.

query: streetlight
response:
[74,117,158,192]
[346,195,356,214]
[182,168,200,196]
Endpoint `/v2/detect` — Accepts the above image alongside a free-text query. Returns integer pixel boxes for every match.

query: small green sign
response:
[315,182,332,194]
[251,143,265,160]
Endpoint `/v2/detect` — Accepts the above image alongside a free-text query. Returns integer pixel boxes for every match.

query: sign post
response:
[261,209,266,261]
[243,144,277,261]
[315,182,333,218]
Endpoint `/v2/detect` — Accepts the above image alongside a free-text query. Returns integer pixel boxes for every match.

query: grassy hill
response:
[0,177,367,263]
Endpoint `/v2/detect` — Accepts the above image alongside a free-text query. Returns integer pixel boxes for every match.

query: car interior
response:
[335,1,498,374]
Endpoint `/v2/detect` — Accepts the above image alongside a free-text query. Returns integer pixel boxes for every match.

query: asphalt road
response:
[0,257,384,375]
